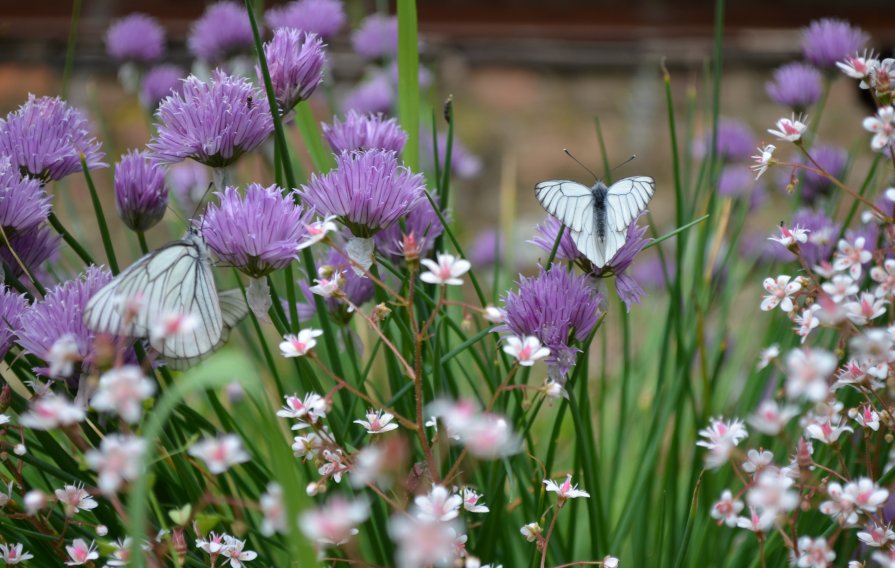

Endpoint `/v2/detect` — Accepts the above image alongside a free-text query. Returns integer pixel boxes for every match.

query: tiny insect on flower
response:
[503,335,551,366]
[279,328,324,358]
[420,253,471,286]
[768,114,808,142]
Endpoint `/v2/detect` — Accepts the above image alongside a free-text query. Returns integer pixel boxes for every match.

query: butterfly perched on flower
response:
[534,174,655,268]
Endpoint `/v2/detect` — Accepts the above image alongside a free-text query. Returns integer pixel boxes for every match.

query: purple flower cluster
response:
[322,111,407,154]
[374,198,446,260]
[0,95,106,183]
[0,224,59,281]
[0,286,27,359]
[140,65,185,110]
[693,118,755,162]
[105,13,166,63]
[791,208,840,267]
[351,14,399,60]
[16,266,112,376]
[529,216,581,263]
[201,183,314,278]
[265,0,346,39]
[766,62,823,111]
[261,28,326,112]
[114,150,168,232]
[299,149,426,238]
[0,158,51,233]
[501,266,602,377]
[149,70,273,168]
[801,18,868,69]
[188,2,254,62]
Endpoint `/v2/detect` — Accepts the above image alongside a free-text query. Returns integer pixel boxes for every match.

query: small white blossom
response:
[0,543,33,564]
[64,538,99,566]
[19,394,86,430]
[760,275,801,312]
[696,417,748,469]
[785,348,837,402]
[751,144,775,179]
[279,328,323,358]
[502,335,550,366]
[188,434,250,474]
[91,365,156,424]
[871,259,895,297]
[769,224,809,247]
[805,418,853,445]
[795,536,834,568]
[461,487,490,514]
[23,490,46,515]
[747,400,798,436]
[296,215,338,250]
[260,483,286,536]
[354,408,399,434]
[520,522,542,542]
[299,496,369,546]
[309,270,344,298]
[863,105,895,152]
[747,470,799,513]
[821,274,858,303]
[756,344,780,370]
[150,311,199,343]
[220,535,257,568]
[482,304,506,324]
[711,489,743,527]
[277,392,328,423]
[833,237,872,279]
[415,485,462,522]
[768,114,807,142]
[859,522,895,547]
[741,449,774,476]
[47,334,80,378]
[54,483,98,517]
[837,50,879,82]
[851,405,881,431]
[420,253,471,286]
[544,474,590,500]
[736,506,776,533]
[85,434,147,494]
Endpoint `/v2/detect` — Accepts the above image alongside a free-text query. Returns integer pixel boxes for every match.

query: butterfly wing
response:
[84,235,224,359]
[163,288,249,370]
[605,176,655,232]
[534,180,595,234]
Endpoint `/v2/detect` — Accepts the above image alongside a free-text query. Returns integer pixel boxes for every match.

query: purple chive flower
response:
[604,219,651,311]
[718,165,758,198]
[0,94,106,184]
[468,229,505,268]
[529,216,581,263]
[692,118,755,161]
[0,158,51,233]
[149,70,273,168]
[421,133,483,180]
[766,62,823,111]
[500,265,601,377]
[802,18,869,69]
[632,253,673,290]
[374,197,446,259]
[140,64,185,110]
[301,246,375,323]
[201,183,314,278]
[299,149,426,238]
[790,208,840,267]
[16,265,112,376]
[799,144,847,203]
[351,14,398,60]
[0,224,60,281]
[265,0,346,39]
[342,73,394,115]
[322,110,407,154]
[114,150,168,232]
[188,1,255,62]
[167,161,210,211]
[105,13,166,63]
[260,28,326,112]
[0,286,27,359]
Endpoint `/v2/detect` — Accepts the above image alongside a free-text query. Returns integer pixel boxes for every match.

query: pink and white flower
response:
[751,144,775,179]
[354,408,399,434]
[794,305,821,344]
[858,522,895,547]
[502,335,550,366]
[0,543,33,564]
[747,400,798,435]
[833,236,872,279]
[91,365,156,424]
[420,253,471,286]
[543,474,590,501]
[736,507,776,533]
[805,417,853,445]
[259,483,286,536]
[795,536,834,568]
[821,274,858,303]
[220,536,257,567]
[741,449,774,476]
[711,489,744,527]
[483,304,506,324]
[150,311,199,343]
[837,50,879,82]
[85,434,147,494]
[279,328,323,358]
[863,105,895,151]
[756,344,780,370]
[415,484,462,522]
[747,470,799,513]
[299,496,369,546]
[769,224,809,247]
[188,434,250,474]
[844,293,887,325]
[462,487,489,513]
[64,538,99,566]
[19,394,85,430]
[54,483,98,517]
[296,215,338,250]
[785,348,837,402]
[47,334,80,379]
[871,259,895,297]
[696,417,748,469]
[309,270,344,298]
[851,405,880,431]
[768,114,808,142]
[760,275,801,312]
[277,392,328,423]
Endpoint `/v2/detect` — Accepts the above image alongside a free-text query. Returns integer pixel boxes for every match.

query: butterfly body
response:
[83,230,248,369]
[534,176,655,268]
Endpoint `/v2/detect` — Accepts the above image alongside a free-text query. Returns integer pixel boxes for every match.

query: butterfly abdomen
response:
[593,183,608,240]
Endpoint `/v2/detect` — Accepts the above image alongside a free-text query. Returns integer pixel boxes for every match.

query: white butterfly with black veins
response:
[83,230,248,370]
[535,175,655,268]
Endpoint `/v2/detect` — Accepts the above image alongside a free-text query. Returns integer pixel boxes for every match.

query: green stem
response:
[61,0,82,99]
[81,155,119,273]
[397,0,420,170]
[137,231,149,255]
[47,212,95,266]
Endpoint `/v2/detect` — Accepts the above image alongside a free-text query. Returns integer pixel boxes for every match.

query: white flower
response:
[420,253,471,286]
[843,292,888,326]
[736,506,776,533]
[106,538,132,566]
[196,532,228,555]
[296,215,338,250]
[91,365,156,424]
[769,224,809,247]
[543,379,568,400]
[47,333,80,379]
[150,311,199,342]
[23,490,46,515]
[544,474,590,500]
[85,434,147,494]
[19,394,86,430]
[259,483,286,536]
[768,114,807,142]
[454,412,522,459]
[750,144,775,179]
[389,515,460,568]
[747,470,799,513]
[0,543,33,564]
[318,448,348,483]
[873,550,895,568]
[785,348,837,402]
[710,489,743,527]
[415,485,462,522]
[65,538,99,566]
[794,306,821,344]
[871,259,895,297]
[756,344,780,370]
[846,478,889,512]
[741,449,774,476]
[520,522,542,542]
[795,536,834,568]
[54,483,98,517]
[858,522,895,547]
[747,400,798,435]
[696,417,748,469]
[12,444,25,456]
[603,556,620,568]
[833,237,872,279]
[837,50,879,80]
[482,304,506,324]
[805,418,853,444]
[188,434,250,474]
[292,431,325,460]
[851,405,881,431]
[279,328,323,358]
[220,536,257,568]
[502,335,550,366]
[760,275,801,312]
[461,487,490,513]
[309,270,344,298]
[354,408,399,434]
[863,105,895,151]
[277,392,328,423]
[299,496,369,545]
[821,274,858,303]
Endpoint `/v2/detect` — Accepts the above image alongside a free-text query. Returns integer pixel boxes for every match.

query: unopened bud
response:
[402,232,421,263]
[372,303,391,324]
[172,528,188,561]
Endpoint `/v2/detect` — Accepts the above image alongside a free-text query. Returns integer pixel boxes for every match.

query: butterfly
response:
[83,230,248,370]
[534,176,655,268]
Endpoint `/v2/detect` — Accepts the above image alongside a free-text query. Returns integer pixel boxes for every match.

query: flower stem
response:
[47,212,95,267]
[81,155,119,273]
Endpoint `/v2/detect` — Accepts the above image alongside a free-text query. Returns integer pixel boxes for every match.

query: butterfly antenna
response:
[190,182,216,222]
[611,154,638,173]
[563,149,599,182]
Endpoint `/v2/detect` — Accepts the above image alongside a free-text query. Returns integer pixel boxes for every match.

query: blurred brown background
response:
[0,1,893,268]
